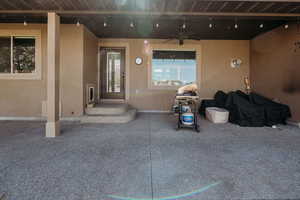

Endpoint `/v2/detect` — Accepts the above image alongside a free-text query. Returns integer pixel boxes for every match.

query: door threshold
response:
[100,99,126,103]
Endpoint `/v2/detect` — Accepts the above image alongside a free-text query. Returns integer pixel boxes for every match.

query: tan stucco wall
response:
[0,23,87,118]
[251,24,300,122]
[99,39,250,111]
[60,24,84,117]
[83,27,98,107]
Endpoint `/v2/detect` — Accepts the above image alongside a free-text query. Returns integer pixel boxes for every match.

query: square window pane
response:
[13,37,35,73]
[0,37,11,73]
[152,51,196,87]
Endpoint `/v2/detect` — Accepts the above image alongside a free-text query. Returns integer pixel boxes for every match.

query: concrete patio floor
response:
[0,113,300,200]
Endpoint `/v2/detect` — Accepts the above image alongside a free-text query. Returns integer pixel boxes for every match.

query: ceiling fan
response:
[162,27,201,46]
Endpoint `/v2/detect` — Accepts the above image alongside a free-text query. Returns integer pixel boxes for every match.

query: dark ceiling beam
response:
[0,10,299,17]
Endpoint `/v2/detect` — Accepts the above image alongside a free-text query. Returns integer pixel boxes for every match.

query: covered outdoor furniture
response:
[199,90,291,127]
[250,93,291,126]
[225,91,265,127]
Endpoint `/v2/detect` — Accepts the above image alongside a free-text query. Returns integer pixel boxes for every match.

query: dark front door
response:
[100,47,125,99]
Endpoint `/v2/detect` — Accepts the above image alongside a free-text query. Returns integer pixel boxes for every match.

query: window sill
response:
[0,73,41,80]
[149,85,182,90]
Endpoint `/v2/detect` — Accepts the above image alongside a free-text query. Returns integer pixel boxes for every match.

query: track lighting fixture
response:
[234,18,238,29]
[259,23,264,28]
[130,21,134,28]
[284,24,289,29]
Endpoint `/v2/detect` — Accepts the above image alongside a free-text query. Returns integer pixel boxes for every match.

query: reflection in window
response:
[13,37,35,73]
[107,52,121,93]
[152,50,196,87]
[0,36,36,74]
[0,37,11,73]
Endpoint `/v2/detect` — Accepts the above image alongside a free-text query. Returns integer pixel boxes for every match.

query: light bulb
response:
[130,22,134,28]
[76,21,80,27]
[155,23,159,28]
[209,23,213,28]
[23,21,27,26]
[259,23,264,28]
[103,22,107,27]
[284,24,289,29]
[182,23,186,29]
[234,24,238,29]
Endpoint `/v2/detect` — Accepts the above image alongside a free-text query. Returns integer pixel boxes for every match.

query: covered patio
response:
[0,0,300,199]
[1,113,300,200]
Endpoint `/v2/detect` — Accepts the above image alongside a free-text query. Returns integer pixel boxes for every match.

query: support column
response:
[46,12,60,138]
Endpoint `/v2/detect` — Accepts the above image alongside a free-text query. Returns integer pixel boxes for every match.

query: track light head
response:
[284,24,289,29]
[130,22,134,28]
[259,23,264,28]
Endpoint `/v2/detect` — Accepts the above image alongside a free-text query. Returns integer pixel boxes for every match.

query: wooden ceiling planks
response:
[0,0,300,14]
[0,0,299,39]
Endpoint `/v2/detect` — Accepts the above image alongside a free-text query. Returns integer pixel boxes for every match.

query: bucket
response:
[181,112,194,125]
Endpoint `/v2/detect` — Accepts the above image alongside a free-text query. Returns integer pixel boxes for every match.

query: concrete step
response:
[81,108,137,124]
[85,103,129,115]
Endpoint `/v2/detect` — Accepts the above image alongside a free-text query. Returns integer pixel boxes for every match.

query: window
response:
[13,37,36,73]
[151,50,197,87]
[0,30,41,79]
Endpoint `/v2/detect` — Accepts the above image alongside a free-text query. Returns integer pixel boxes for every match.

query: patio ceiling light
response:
[259,23,264,28]
[284,24,289,29]
[234,18,238,29]
[130,21,134,28]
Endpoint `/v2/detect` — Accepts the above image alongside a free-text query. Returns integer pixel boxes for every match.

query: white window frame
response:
[0,29,42,80]
[147,44,200,90]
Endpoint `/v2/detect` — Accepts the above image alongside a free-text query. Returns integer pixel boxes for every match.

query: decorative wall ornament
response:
[230,58,242,68]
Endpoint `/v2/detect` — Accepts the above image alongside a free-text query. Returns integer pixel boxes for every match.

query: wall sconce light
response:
[231,58,242,68]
